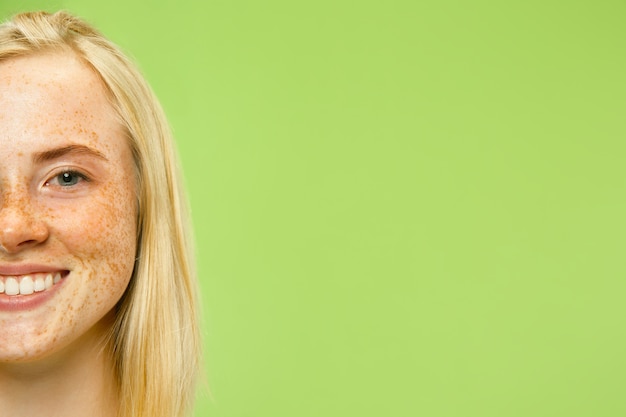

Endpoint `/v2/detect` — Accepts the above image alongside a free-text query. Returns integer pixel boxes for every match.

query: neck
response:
[0,313,119,417]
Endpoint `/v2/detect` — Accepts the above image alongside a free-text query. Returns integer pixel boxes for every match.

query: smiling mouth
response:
[0,271,68,296]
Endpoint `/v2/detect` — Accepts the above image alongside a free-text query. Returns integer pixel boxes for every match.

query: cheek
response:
[50,181,138,291]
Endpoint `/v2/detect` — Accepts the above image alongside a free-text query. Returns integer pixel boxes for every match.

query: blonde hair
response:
[0,11,201,417]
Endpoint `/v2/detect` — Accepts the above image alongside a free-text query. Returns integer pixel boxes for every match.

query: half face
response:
[0,50,137,362]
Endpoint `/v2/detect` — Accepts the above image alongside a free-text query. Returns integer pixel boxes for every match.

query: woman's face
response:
[0,51,137,362]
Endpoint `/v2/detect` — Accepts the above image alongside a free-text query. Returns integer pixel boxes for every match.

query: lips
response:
[0,268,69,312]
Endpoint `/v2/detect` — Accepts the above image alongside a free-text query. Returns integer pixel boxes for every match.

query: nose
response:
[0,191,49,254]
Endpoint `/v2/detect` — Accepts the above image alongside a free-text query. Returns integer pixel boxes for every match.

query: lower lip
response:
[0,274,68,312]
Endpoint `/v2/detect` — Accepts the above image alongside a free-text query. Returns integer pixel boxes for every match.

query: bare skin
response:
[0,51,137,416]
[0,312,118,417]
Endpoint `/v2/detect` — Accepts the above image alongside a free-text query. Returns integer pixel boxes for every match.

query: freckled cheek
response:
[47,191,138,289]
[86,207,136,289]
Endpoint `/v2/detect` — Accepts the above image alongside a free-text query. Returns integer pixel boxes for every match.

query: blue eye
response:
[58,171,79,186]
[46,170,87,187]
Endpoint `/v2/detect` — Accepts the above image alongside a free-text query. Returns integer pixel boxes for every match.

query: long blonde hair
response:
[0,11,201,417]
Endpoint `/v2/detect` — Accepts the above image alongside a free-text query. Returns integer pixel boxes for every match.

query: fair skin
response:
[0,50,137,416]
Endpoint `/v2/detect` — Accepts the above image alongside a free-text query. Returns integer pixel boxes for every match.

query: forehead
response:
[0,49,107,107]
[0,50,124,154]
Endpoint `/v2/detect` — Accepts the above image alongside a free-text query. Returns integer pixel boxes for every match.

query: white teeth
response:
[19,276,34,295]
[34,276,45,292]
[5,277,19,296]
[0,272,65,296]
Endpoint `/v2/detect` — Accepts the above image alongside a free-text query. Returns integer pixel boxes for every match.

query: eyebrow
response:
[32,144,108,164]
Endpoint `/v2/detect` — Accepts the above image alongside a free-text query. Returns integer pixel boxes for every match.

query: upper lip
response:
[0,264,67,276]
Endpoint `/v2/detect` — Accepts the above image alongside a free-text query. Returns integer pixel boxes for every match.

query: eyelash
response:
[44,169,90,188]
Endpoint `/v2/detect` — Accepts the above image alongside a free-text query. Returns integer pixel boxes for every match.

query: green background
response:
[2,1,626,416]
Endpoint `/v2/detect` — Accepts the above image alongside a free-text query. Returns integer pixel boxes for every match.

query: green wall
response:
[2,1,626,416]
